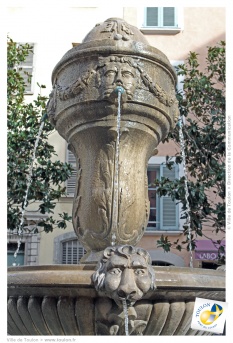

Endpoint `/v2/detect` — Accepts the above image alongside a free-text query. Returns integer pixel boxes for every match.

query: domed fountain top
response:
[82,17,149,44]
[51,17,176,84]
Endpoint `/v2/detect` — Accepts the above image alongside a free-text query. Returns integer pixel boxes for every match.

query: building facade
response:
[7,5,225,268]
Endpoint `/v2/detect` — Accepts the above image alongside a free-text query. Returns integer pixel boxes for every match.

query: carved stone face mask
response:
[102,62,136,100]
[92,245,156,307]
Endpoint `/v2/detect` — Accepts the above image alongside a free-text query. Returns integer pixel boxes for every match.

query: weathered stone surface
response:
[7,265,225,335]
[8,18,226,337]
[92,245,156,307]
[47,18,179,258]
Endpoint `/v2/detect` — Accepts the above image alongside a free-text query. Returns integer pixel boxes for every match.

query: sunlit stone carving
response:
[92,245,156,306]
[47,18,179,261]
[8,17,225,337]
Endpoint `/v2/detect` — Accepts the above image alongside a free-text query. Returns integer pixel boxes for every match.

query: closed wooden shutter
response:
[145,7,176,28]
[163,7,175,26]
[66,149,77,195]
[160,164,178,230]
[162,197,177,226]
[146,7,158,26]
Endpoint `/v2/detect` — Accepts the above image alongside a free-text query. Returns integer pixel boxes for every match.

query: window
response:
[141,7,182,34]
[66,148,77,196]
[54,231,86,264]
[148,249,185,266]
[202,262,219,270]
[18,42,35,94]
[147,162,179,231]
[147,166,158,229]
[152,261,173,266]
[62,239,86,264]
[145,7,176,27]
[7,215,42,266]
[7,243,25,267]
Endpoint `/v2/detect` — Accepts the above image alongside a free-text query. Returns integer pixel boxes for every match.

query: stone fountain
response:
[8,18,225,336]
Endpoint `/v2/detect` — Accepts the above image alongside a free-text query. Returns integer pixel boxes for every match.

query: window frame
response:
[53,231,86,264]
[146,158,180,232]
[7,242,25,267]
[140,7,183,35]
[62,239,86,264]
[7,213,43,266]
[66,147,77,197]
[147,165,160,230]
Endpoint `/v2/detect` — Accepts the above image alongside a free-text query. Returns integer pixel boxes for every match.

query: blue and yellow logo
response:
[200,304,223,325]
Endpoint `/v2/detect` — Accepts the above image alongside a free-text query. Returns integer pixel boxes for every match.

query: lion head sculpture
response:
[92,245,156,307]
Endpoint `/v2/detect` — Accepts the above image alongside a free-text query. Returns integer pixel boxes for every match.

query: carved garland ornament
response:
[47,55,178,118]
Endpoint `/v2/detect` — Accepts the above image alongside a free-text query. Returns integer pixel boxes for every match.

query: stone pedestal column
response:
[47,18,179,262]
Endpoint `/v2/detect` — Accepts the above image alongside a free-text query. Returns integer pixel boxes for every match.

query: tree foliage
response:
[7,38,73,234]
[155,42,225,262]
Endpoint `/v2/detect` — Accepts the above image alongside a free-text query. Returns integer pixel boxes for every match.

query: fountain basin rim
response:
[7,265,225,335]
[8,265,225,290]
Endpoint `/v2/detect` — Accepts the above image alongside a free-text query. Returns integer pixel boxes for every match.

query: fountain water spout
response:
[111,86,125,245]
[122,298,129,336]
[14,118,45,260]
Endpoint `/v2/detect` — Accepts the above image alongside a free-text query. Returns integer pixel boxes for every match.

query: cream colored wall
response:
[138,234,199,268]
[137,7,225,157]
[39,200,74,265]
[122,7,225,158]
[7,6,225,266]
[129,7,225,267]
[136,7,225,63]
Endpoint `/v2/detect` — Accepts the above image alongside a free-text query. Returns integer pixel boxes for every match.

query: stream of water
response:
[178,116,193,268]
[14,120,45,260]
[122,298,129,336]
[111,87,124,246]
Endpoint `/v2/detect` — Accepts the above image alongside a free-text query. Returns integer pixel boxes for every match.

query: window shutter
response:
[144,7,177,28]
[146,7,158,26]
[162,197,177,226]
[160,164,178,229]
[66,149,77,195]
[62,240,85,264]
[163,7,175,26]
[147,166,159,230]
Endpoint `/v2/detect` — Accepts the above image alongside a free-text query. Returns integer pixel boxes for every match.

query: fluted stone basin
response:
[7,265,225,335]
